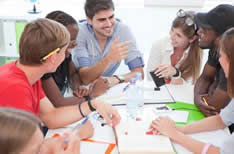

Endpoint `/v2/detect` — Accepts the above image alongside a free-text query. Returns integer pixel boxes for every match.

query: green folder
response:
[15,21,26,53]
[0,57,5,65]
[0,57,17,66]
[5,57,16,64]
[167,101,205,125]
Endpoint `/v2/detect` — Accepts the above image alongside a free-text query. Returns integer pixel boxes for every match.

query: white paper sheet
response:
[115,120,174,154]
[152,110,189,123]
[166,84,194,104]
[80,141,110,154]
[173,129,231,154]
[144,86,174,103]
[96,82,174,105]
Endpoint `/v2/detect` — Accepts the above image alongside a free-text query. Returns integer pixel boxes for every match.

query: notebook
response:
[96,83,175,105]
[114,120,175,154]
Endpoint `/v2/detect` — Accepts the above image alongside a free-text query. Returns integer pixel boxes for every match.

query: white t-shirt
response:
[146,36,190,83]
[220,99,234,154]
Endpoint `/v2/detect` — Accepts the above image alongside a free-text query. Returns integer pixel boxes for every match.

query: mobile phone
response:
[150,71,165,88]
[152,105,172,114]
[156,106,171,110]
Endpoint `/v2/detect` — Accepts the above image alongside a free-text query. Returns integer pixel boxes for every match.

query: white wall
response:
[0,0,229,73]
[114,7,207,75]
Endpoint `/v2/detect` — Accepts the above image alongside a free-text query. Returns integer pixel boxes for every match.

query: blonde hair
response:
[220,28,234,97]
[0,108,42,154]
[19,18,70,65]
[172,11,202,83]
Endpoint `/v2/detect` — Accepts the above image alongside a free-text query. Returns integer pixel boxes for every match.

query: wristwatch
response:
[173,67,180,77]
[84,96,96,111]
[113,75,125,83]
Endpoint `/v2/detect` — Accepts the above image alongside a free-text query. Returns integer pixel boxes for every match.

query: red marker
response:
[136,117,142,121]
[145,129,153,135]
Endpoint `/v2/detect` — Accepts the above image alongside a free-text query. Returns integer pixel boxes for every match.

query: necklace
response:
[176,55,181,60]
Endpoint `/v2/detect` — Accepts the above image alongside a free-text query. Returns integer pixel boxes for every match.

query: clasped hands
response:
[73,77,110,98]
[149,116,180,138]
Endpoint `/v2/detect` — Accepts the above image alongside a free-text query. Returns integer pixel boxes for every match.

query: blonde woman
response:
[0,107,80,154]
[150,28,234,154]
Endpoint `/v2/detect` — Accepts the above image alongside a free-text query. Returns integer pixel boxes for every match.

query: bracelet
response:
[113,75,121,83]
[173,67,180,77]
[201,144,211,154]
[84,96,96,112]
[78,102,85,118]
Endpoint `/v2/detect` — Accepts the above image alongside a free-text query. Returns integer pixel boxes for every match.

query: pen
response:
[122,84,130,92]
[100,114,113,126]
[71,116,89,134]
[202,97,209,106]
[53,117,89,145]
[101,123,108,127]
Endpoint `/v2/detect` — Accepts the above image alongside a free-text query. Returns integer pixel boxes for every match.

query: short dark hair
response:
[46,10,77,26]
[84,0,115,19]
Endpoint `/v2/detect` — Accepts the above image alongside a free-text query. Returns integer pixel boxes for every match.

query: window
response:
[113,0,144,8]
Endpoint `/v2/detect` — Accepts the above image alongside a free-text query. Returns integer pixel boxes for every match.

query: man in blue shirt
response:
[72,0,144,86]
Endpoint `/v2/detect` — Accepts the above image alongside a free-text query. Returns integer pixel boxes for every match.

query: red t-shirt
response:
[0,61,45,116]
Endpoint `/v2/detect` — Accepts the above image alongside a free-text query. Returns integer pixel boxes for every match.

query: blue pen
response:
[123,84,130,92]
[64,116,89,144]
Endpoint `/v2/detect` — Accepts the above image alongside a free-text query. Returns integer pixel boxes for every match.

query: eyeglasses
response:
[40,43,68,62]
[176,9,198,35]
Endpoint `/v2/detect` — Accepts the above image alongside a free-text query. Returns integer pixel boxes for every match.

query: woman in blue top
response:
[150,28,234,154]
[41,11,109,107]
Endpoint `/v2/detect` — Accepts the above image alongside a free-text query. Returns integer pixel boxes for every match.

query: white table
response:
[46,82,230,154]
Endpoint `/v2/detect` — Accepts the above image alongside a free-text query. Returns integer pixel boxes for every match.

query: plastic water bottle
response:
[136,73,144,115]
[126,78,139,120]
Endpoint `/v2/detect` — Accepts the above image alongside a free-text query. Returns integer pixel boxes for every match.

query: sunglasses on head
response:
[176,9,198,35]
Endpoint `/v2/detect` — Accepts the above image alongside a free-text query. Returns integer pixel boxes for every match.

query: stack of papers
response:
[96,83,175,105]
[144,86,174,103]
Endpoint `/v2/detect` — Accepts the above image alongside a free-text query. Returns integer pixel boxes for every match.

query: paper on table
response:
[81,112,117,154]
[116,106,188,123]
[166,84,194,104]
[80,141,110,154]
[153,110,189,123]
[173,128,231,154]
[97,83,174,105]
[115,120,174,154]
[144,86,174,103]
[95,83,127,105]
[90,119,116,144]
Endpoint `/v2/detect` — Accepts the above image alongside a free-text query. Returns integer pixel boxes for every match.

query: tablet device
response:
[150,71,165,88]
